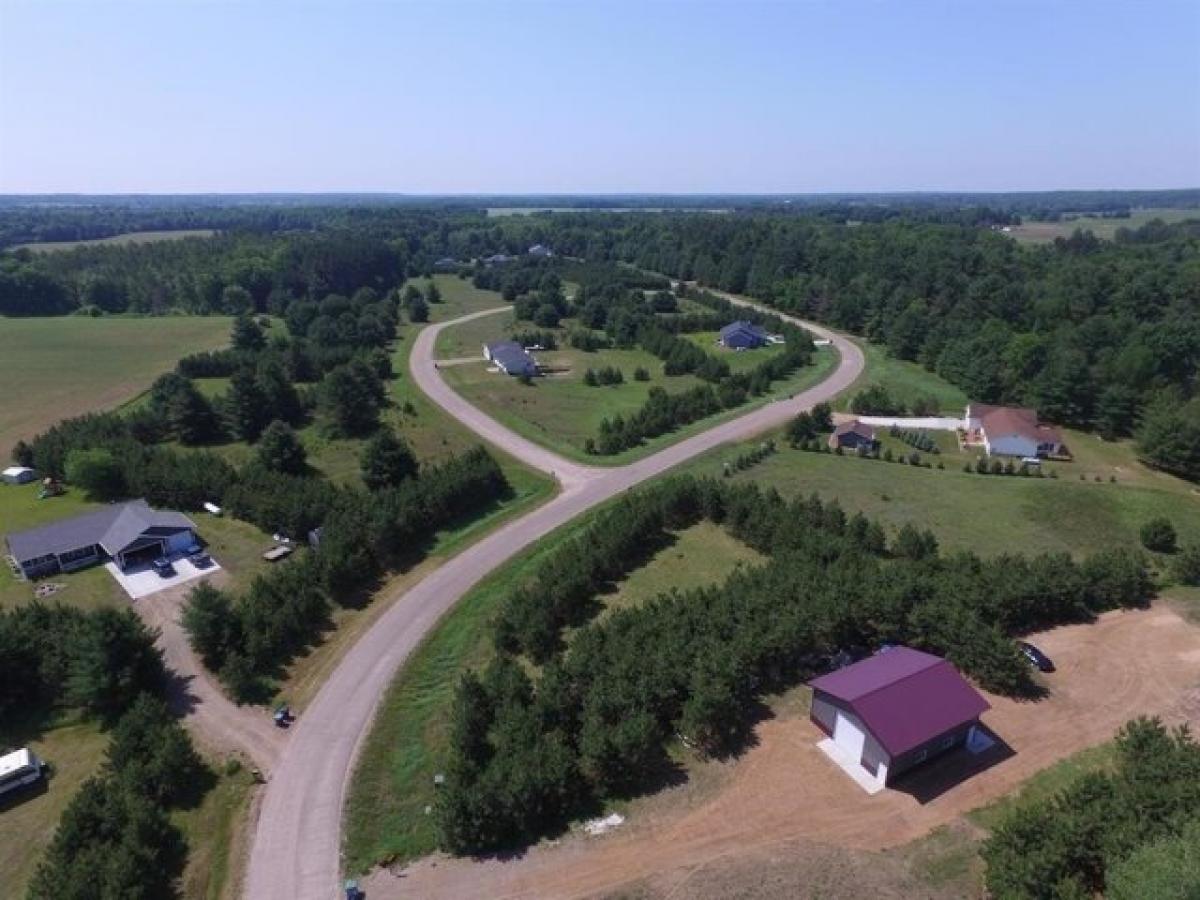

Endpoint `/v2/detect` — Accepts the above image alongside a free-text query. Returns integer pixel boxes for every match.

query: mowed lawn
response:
[8,229,217,253]
[440,318,841,464]
[0,316,233,450]
[0,720,109,896]
[836,341,969,415]
[692,434,1200,559]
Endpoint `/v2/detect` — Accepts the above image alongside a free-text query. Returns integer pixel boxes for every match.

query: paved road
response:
[243,302,864,900]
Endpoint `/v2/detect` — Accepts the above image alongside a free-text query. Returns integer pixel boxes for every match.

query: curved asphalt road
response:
[243,301,864,900]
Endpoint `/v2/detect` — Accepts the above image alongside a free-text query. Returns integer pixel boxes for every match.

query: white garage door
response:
[833,711,866,763]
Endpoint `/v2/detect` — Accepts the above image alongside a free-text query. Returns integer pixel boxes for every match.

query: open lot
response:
[1005,208,1198,245]
[367,604,1200,899]
[0,315,233,451]
[835,340,970,415]
[8,229,217,253]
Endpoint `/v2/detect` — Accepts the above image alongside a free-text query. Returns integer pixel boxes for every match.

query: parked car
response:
[152,557,175,578]
[1018,641,1055,673]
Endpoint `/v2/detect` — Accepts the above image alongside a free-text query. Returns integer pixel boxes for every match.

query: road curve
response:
[243,302,864,900]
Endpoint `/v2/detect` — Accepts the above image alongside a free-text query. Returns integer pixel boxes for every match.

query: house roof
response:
[809,648,990,757]
[972,404,1063,446]
[833,420,875,440]
[719,320,767,342]
[6,500,195,564]
[485,340,536,373]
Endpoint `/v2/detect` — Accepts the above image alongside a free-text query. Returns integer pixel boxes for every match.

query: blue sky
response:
[1,0,1197,193]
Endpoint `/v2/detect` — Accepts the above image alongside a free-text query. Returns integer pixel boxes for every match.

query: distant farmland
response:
[0,316,232,449]
[1007,208,1197,244]
[8,229,217,253]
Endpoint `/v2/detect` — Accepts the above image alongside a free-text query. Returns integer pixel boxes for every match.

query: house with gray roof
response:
[809,647,991,791]
[483,340,538,377]
[719,320,768,350]
[6,500,197,578]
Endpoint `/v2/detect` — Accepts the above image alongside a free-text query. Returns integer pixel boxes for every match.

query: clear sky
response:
[1,0,1197,194]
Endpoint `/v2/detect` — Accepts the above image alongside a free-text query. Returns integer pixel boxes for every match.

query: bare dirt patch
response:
[370,605,1200,900]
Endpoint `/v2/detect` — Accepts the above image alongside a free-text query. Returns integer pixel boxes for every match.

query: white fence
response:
[855,416,965,431]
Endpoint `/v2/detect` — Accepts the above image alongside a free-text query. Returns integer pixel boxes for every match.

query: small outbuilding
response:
[483,340,538,377]
[809,647,991,792]
[2,466,36,485]
[718,320,768,350]
[828,420,878,451]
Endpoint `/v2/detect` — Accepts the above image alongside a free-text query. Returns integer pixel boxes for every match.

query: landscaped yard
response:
[0,315,233,451]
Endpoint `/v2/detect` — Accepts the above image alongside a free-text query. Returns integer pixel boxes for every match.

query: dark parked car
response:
[152,557,175,578]
[1018,641,1055,673]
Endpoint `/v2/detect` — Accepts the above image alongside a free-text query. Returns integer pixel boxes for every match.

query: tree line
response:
[437,475,1152,853]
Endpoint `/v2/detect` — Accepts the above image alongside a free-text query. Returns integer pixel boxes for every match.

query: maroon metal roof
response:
[809,648,990,757]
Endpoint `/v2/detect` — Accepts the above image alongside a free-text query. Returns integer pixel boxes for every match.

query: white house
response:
[965,404,1068,458]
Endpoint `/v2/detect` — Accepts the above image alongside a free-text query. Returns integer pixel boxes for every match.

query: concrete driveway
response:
[105,555,222,600]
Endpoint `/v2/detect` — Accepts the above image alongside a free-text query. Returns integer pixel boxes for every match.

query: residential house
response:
[966,403,1068,458]
[828,420,878,451]
[6,500,197,579]
[483,340,538,377]
[718,320,768,350]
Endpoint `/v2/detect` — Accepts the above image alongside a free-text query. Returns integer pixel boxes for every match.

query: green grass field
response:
[0,315,233,451]
[836,340,969,415]
[440,319,840,464]
[434,308,515,359]
[8,229,217,253]
[1006,208,1198,245]
[0,719,109,896]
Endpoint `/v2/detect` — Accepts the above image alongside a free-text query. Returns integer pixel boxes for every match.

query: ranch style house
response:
[809,647,991,790]
[6,499,198,579]
[483,340,538,377]
[966,403,1069,459]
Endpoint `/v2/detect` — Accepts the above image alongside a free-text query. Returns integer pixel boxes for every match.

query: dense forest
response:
[436,475,1151,854]
[3,199,1198,478]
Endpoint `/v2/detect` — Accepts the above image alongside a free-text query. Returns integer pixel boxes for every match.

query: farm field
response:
[0,315,233,451]
[8,229,217,253]
[1006,208,1198,244]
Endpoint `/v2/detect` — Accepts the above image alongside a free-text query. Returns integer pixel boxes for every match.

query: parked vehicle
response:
[0,747,45,798]
[1018,641,1055,673]
[152,557,175,578]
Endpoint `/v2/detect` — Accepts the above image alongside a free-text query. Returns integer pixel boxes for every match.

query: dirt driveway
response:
[372,605,1200,900]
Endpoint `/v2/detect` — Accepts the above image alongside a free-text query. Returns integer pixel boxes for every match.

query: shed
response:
[809,647,991,790]
[2,466,36,485]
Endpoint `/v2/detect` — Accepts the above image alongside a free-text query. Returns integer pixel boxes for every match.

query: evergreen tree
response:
[231,312,266,351]
[225,368,271,441]
[360,427,418,490]
[256,420,307,474]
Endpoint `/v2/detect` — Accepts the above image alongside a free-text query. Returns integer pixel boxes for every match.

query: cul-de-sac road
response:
[242,297,865,900]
